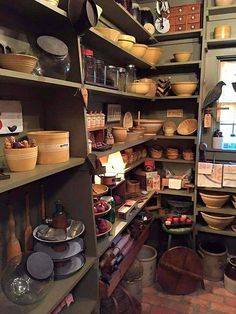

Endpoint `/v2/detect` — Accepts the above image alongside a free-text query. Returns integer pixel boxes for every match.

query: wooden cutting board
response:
[123,112,133,129]
[157,246,204,295]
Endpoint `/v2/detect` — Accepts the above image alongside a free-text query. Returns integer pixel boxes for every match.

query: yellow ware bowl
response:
[45,0,59,6]
[215,0,233,6]
[143,47,162,65]
[201,212,235,230]
[5,147,38,172]
[118,34,136,43]
[127,82,150,95]
[0,54,38,74]
[131,44,148,58]
[173,52,192,62]
[134,119,164,135]
[214,25,231,39]
[199,191,230,209]
[27,131,69,165]
[177,119,198,136]
[95,27,121,43]
[171,82,197,96]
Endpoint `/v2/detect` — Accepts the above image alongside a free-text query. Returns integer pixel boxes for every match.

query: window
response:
[218,60,236,150]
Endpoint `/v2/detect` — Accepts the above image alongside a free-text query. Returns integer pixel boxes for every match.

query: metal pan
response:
[68,0,98,36]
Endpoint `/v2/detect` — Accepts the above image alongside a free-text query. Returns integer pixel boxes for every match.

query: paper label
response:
[167,109,183,118]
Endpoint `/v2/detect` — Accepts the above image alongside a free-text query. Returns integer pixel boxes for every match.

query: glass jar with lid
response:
[126,64,136,91]
[106,65,118,88]
[96,59,105,85]
[81,48,96,84]
[118,67,126,92]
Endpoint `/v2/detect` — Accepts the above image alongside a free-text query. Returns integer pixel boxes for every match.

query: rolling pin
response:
[24,192,33,251]
[7,203,22,262]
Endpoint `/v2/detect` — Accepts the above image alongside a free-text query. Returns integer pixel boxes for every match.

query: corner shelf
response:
[94,136,155,158]
[148,157,195,164]
[155,135,197,141]
[84,28,153,69]
[154,95,199,100]
[1,158,85,194]
[95,0,154,43]
[196,205,236,216]
[156,60,201,70]
[206,38,236,49]
[157,188,194,199]
[207,4,236,16]
[97,191,155,257]
[155,29,203,42]
[196,224,236,237]
[198,187,236,194]
[122,158,146,173]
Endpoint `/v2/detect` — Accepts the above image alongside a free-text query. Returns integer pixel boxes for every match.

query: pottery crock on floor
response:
[142,280,236,314]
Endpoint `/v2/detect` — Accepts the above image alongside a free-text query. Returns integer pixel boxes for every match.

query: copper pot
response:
[100,173,116,186]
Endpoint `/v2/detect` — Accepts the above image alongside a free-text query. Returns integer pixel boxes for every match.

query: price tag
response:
[167,109,183,118]
[204,113,212,128]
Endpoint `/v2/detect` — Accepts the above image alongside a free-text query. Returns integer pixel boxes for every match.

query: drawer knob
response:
[178,17,183,21]
[191,16,195,20]
[178,8,183,12]
[178,26,182,30]
[191,6,196,11]
[191,25,195,29]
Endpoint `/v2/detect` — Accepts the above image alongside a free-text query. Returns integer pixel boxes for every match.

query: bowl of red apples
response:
[93,198,111,217]
[163,214,193,229]
[96,218,112,237]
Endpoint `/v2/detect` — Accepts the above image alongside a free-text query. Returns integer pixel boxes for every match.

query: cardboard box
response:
[146,172,161,192]
[223,164,236,188]
[197,162,223,188]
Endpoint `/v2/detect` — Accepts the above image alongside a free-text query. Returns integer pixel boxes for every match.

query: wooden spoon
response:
[7,203,21,262]
[24,192,33,251]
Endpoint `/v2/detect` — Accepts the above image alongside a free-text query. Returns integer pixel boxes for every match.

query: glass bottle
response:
[81,48,96,83]
[52,200,67,232]
[118,67,126,92]
[106,65,118,88]
[96,59,105,85]
[126,64,136,91]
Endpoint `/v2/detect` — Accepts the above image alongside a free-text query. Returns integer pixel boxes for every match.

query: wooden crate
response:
[99,225,150,298]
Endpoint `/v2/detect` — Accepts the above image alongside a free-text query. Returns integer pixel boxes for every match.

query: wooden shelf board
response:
[156,60,201,69]
[155,29,203,41]
[198,187,236,194]
[154,95,199,100]
[196,205,236,216]
[1,158,85,193]
[155,135,197,140]
[85,28,153,69]
[97,191,155,257]
[0,69,80,89]
[95,0,154,43]
[62,298,97,314]
[85,83,152,100]
[157,188,194,198]
[148,157,195,164]
[207,4,236,15]
[122,158,146,173]
[207,38,236,48]
[94,136,155,158]
[196,224,236,237]
[206,148,236,153]
[88,127,107,132]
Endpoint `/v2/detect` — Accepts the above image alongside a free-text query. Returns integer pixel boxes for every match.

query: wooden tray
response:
[99,225,150,298]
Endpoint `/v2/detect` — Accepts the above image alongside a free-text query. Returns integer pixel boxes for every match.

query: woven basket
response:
[177,119,198,136]
[149,147,163,159]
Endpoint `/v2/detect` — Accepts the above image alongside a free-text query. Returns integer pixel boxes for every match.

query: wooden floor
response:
[142,280,236,314]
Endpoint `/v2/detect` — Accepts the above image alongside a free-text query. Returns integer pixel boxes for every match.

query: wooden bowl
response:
[92,184,108,197]
[95,27,120,42]
[171,82,197,96]
[215,0,233,6]
[127,82,150,95]
[126,131,140,142]
[173,52,192,62]
[134,119,164,134]
[0,54,38,74]
[177,119,198,136]
[201,212,235,230]
[5,147,38,172]
[199,191,230,209]
[118,34,136,51]
[214,25,231,39]
[143,47,162,65]
[131,44,147,58]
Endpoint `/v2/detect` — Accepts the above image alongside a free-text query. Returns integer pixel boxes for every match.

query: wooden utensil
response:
[24,192,33,251]
[41,184,46,221]
[7,203,21,262]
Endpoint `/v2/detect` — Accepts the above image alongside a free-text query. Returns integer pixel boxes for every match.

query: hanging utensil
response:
[7,203,22,262]
[24,192,33,251]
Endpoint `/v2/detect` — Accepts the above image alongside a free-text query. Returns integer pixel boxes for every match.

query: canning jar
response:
[81,48,96,83]
[118,67,126,92]
[126,64,136,90]
[96,59,105,85]
[106,65,118,88]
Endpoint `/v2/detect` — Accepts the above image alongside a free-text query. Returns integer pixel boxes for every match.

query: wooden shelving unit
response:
[196,205,236,216]
[196,224,236,237]
[155,135,197,141]
[154,95,199,100]
[199,187,236,194]
[155,29,203,41]
[207,4,236,15]
[156,60,202,70]
[207,38,236,49]
[158,188,194,199]
[148,157,195,164]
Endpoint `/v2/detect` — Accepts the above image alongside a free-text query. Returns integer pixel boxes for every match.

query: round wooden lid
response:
[37,36,68,57]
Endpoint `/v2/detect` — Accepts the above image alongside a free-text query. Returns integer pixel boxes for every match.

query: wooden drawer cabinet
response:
[175,15,187,25]
[187,22,200,30]
[187,3,201,14]
[187,13,200,23]
[175,24,187,32]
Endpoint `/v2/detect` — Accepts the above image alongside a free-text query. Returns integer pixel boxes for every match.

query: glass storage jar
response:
[118,67,126,92]
[126,64,136,90]
[96,59,105,85]
[106,65,118,88]
[36,35,70,80]
[82,48,96,84]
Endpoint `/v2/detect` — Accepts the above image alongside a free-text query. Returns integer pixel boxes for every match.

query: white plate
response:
[54,254,85,279]
[33,220,85,243]
[34,237,84,261]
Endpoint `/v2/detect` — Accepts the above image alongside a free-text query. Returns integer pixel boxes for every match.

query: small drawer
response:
[187,3,201,14]
[169,24,176,33]
[187,13,200,23]
[175,15,186,25]
[175,24,186,32]
[172,6,188,15]
[186,22,201,31]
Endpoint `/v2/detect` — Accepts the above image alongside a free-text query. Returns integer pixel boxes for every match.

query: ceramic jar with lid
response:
[82,48,96,83]
[90,112,96,128]
[213,129,223,149]
[224,258,236,294]
[86,113,91,129]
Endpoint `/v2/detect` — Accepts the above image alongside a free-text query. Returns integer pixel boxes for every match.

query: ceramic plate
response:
[94,204,111,217]
[123,112,133,129]
[33,220,85,243]
[34,237,84,261]
[54,254,85,279]
[96,220,113,238]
